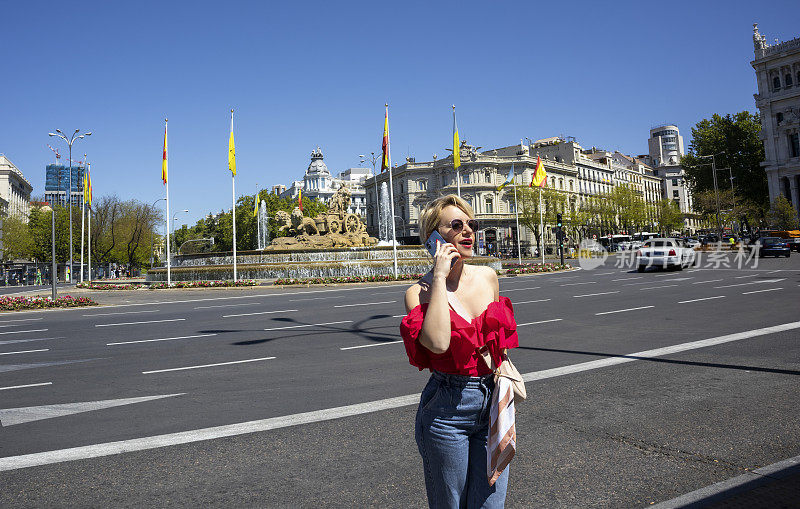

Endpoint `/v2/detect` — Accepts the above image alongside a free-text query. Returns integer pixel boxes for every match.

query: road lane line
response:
[0,349,49,356]
[0,337,60,346]
[573,291,619,298]
[222,309,298,318]
[514,299,551,304]
[107,334,218,346]
[83,310,160,317]
[289,296,341,302]
[334,301,396,308]
[550,275,580,281]
[497,287,541,292]
[714,278,785,289]
[638,284,678,290]
[264,320,352,331]
[0,329,48,336]
[678,296,725,304]
[612,276,642,281]
[340,340,403,350]
[742,288,784,295]
[593,272,617,275]
[0,382,52,392]
[559,282,597,286]
[692,279,724,284]
[733,274,759,279]
[0,317,43,324]
[595,305,654,315]
[518,319,563,326]
[142,356,276,374]
[194,302,261,310]
[392,314,406,318]
[5,320,800,472]
[95,319,185,328]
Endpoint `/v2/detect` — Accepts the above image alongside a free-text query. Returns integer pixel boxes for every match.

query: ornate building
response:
[0,154,32,221]
[751,24,800,218]
[279,147,372,217]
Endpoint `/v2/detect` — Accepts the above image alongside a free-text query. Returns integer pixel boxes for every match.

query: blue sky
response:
[2,0,798,226]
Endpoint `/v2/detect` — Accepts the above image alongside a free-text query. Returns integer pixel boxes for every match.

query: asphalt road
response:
[0,253,798,507]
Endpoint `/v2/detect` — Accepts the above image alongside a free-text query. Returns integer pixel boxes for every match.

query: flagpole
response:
[88,197,92,282]
[453,105,460,197]
[80,158,86,283]
[386,104,398,279]
[231,109,237,281]
[165,119,171,286]
[514,175,522,265]
[539,187,544,265]
[255,184,260,250]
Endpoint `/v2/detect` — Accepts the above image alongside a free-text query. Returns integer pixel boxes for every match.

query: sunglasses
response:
[441,218,479,233]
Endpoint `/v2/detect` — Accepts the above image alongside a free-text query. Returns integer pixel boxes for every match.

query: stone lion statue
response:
[275,210,292,234]
[291,207,318,235]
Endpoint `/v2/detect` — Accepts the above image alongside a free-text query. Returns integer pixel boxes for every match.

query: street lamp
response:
[49,129,91,289]
[171,209,189,262]
[696,151,725,241]
[150,198,166,267]
[360,152,381,238]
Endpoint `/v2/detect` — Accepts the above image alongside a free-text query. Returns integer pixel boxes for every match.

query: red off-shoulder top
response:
[399,296,519,376]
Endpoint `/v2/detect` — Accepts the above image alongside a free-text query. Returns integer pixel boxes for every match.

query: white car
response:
[636,238,697,272]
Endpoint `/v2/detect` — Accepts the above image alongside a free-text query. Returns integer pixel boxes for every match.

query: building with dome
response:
[279,147,371,216]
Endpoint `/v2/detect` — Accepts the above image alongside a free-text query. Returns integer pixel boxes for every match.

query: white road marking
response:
[142,357,276,374]
[4,321,800,472]
[0,337,59,346]
[0,382,52,392]
[289,296,340,302]
[595,305,654,315]
[559,282,597,286]
[514,299,551,304]
[714,278,784,289]
[334,301,396,308]
[392,314,406,318]
[766,270,782,274]
[222,309,298,318]
[264,320,352,332]
[623,281,656,286]
[573,291,619,298]
[0,394,184,426]
[691,279,724,284]
[550,275,580,281]
[194,302,261,310]
[340,340,403,350]
[107,334,217,346]
[95,319,186,328]
[0,349,49,356]
[0,317,43,324]
[678,296,725,304]
[733,274,759,279]
[0,329,48,336]
[611,276,642,281]
[593,272,617,275]
[742,287,784,295]
[518,318,563,326]
[638,284,678,290]
[653,273,678,277]
[498,286,541,292]
[83,310,160,317]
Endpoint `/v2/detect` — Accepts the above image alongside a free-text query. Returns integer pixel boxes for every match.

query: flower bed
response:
[76,282,146,290]
[147,280,259,289]
[274,274,424,286]
[0,295,97,312]
[502,262,572,274]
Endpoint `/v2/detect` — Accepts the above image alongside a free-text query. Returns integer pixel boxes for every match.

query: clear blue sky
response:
[2,0,798,226]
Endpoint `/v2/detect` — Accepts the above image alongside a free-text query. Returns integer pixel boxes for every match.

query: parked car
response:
[683,237,700,248]
[636,238,697,272]
[756,237,791,258]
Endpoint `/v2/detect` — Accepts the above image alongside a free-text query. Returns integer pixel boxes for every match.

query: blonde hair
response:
[418,194,475,243]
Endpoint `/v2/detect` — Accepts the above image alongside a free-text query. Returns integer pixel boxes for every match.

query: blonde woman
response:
[400,194,518,508]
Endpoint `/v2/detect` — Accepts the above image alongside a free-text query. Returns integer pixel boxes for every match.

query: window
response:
[790,133,800,158]
[462,173,469,184]
[786,74,794,88]
[485,197,494,214]
[485,170,492,183]
[559,178,563,190]
[777,112,784,124]
[673,190,679,198]
[672,178,678,186]
[569,180,573,192]
[773,76,781,91]
[418,179,427,191]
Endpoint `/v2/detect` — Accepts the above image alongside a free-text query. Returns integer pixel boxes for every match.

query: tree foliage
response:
[767,195,800,230]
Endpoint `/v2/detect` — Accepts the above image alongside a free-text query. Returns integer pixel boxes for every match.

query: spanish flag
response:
[530,156,547,188]
[381,106,389,172]
[228,129,236,176]
[497,163,514,191]
[298,188,303,212]
[162,123,168,185]
[452,106,460,169]
[253,191,259,218]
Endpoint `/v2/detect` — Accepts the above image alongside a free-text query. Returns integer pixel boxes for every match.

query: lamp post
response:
[171,209,189,262]
[360,152,381,238]
[49,129,91,285]
[697,152,725,241]
[150,198,166,267]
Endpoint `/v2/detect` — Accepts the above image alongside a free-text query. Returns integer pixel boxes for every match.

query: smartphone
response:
[425,230,458,267]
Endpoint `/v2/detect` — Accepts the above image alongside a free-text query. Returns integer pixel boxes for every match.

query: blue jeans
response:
[415,370,509,508]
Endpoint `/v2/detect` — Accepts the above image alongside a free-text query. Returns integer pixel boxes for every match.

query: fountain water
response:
[379,182,390,242]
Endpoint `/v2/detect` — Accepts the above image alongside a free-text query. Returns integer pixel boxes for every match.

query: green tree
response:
[681,112,768,213]
[656,199,685,234]
[1,215,34,260]
[767,195,800,230]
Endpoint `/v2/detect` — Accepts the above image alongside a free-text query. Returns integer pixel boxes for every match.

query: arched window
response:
[773,76,781,91]
[569,180,574,192]
[485,169,492,183]
[786,74,794,88]
[559,178,564,190]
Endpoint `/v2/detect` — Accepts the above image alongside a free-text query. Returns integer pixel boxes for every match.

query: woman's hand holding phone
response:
[432,239,460,279]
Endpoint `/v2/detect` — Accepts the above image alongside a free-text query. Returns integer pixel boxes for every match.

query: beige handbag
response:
[422,271,527,404]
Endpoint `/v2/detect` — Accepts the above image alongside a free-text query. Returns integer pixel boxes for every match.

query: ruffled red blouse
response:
[399,296,519,376]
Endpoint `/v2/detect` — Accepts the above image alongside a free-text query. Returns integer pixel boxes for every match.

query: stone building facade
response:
[751,24,800,217]
[0,154,32,221]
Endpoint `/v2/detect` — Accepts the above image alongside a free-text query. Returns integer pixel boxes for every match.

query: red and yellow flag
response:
[452,106,460,169]
[298,189,303,212]
[86,166,93,208]
[162,122,168,185]
[530,156,547,188]
[381,106,389,172]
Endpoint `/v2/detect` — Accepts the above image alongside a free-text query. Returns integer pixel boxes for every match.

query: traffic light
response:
[556,213,562,228]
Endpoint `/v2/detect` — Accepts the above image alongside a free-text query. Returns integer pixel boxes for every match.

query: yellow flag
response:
[452,106,460,169]
[530,156,547,188]
[253,191,259,217]
[228,130,236,176]
[162,122,168,184]
[83,168,88,204]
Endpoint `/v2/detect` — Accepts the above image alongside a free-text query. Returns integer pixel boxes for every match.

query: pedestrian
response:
[400,194,519,508]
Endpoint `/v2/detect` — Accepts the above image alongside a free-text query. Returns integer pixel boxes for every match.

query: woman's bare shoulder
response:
[404,280,427,313]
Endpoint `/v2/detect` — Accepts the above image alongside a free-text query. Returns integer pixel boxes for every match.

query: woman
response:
[400,194,518,508]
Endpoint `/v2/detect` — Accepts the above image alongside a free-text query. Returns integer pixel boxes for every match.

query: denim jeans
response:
[415,370,509,509]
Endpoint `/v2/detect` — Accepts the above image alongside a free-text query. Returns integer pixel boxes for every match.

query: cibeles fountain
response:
[147,186,501,282]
